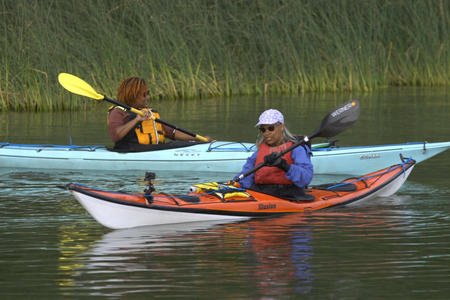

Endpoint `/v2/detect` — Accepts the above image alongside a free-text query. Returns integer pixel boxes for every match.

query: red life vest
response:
[254,142,294,185]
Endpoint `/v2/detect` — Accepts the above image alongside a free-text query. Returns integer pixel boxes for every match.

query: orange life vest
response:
[135,108,165,144]
[254,142,294,185]
[108,106,165,145]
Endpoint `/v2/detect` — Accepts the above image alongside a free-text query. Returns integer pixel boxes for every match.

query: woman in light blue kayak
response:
[108,76,213,151]
[235,109,313,201]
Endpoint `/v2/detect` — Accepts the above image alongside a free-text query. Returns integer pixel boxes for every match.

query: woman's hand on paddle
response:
[264,152,290,172]
[136,109,152,122]
[263,152,279,164]
[113,110,151,141]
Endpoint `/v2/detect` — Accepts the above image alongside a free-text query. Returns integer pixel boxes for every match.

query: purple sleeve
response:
[285,145,314,188]
[234,151,258,189]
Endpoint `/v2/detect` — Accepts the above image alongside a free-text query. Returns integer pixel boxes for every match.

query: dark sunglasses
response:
[259,125,276,133]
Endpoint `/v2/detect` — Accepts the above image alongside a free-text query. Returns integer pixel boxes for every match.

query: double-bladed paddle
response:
[57,73,209,142]
[233,100,360,183]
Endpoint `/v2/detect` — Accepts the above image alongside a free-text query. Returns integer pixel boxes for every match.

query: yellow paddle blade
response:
[58,73,104,100]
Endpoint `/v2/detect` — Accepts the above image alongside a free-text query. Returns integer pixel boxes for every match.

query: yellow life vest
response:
[108,106,165,145]
[135,108,165,144]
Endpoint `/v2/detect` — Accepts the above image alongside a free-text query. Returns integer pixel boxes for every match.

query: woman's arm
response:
[234,151,258,188]
[285,145,314,188]
[108,109,149,142]
[163,125,214,142]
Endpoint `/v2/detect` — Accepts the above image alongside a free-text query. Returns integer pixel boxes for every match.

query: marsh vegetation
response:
[1,0,449,111]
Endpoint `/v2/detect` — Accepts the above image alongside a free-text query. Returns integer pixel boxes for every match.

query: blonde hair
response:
[117,76,147,106]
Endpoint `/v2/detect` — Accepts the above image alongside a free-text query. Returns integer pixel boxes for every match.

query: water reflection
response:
[85,220,236,259]
[63,215,316,297]
[61,209,428,298]
[241,215,314,295]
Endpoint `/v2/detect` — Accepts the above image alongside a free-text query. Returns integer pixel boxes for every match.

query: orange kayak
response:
[67,159,415,229]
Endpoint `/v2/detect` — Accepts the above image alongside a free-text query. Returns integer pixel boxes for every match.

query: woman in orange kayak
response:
[108,76,213,151]
[235,109,314,200]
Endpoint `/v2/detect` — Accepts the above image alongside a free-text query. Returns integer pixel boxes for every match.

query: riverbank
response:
[1,0,449,111]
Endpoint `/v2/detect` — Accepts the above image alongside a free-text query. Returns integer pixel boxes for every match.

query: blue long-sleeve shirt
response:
[236,145,314,189]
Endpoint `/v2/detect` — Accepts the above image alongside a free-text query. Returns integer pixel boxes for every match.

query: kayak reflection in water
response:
[234,109,313,201]
[107,76,213,152]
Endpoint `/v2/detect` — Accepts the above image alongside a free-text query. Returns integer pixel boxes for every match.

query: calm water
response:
[1,89,449,298]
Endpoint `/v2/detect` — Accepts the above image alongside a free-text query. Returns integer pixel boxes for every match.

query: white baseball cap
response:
[255,109,284,127]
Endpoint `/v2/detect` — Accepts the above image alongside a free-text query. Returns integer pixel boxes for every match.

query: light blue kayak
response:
[0,141,448,175]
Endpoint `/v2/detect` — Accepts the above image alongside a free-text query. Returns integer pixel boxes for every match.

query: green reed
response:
[0,0,449,111]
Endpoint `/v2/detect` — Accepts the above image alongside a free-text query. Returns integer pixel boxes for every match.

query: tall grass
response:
[1,0,449,111]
